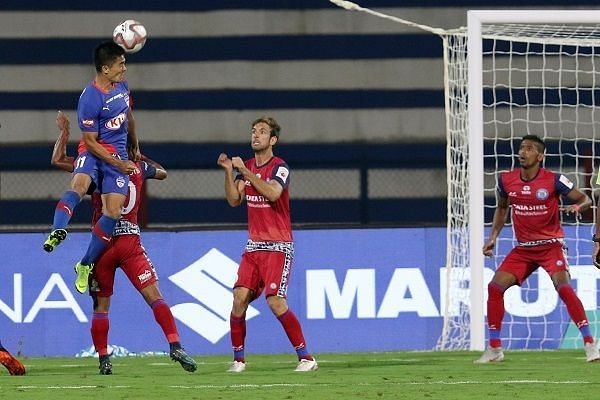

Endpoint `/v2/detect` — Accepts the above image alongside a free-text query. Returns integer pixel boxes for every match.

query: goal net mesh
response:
[328,1,600,351]
[440,23,600,350]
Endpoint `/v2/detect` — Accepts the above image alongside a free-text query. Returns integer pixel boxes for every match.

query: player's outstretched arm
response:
[483,194,509,257]
[141,154,167,180]
[51,111,75,173]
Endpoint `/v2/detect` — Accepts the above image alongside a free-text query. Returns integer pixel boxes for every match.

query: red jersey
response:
[237,156,292,242]
[498,168,573,244]
[91,160,156,235]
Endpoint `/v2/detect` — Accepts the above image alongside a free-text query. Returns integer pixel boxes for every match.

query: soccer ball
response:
[112,20,147,54]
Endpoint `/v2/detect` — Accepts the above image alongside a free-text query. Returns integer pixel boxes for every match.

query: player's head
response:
[521,135,545,153]
[519,134,545,168]
[94,41,127,81]
[251,116,281,152]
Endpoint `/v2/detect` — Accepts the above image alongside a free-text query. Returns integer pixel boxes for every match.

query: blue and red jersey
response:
[91,160,156,233]
[77,80,130,157]
[236,156,293,242]
[497,168,574,244]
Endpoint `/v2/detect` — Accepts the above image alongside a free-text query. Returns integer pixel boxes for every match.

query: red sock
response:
[487,282,505,348]
[230,313,246,362]
[151,299,180,343]
[557,284,593,344]
[91,312,109,356]
[277,309,313,360]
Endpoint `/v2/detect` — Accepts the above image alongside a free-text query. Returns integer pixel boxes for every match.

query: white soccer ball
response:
[113,20,147,54]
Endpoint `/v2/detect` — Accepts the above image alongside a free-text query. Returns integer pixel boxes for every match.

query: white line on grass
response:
[170,380,591,390]
[13,380,591,391]
[16,385,132,389]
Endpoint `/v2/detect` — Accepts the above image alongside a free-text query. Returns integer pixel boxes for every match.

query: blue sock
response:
[52,190,81,230]
[81,215,117,265]
[296,346,310,359]
[233,347,245,362]
[580,325,592,339]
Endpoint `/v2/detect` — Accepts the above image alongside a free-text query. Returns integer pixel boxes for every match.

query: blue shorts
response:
[73,151,129,196]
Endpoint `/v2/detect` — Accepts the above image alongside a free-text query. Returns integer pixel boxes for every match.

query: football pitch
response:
[1,351,599,399]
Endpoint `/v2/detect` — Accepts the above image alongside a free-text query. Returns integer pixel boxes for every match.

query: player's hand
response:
[217,153,233,171]
[561,204,582,219]
[231,157,245,171]
[56,110,70,132]
[119,160,137,174]
[593,242,600,269]
[482,239,495,257]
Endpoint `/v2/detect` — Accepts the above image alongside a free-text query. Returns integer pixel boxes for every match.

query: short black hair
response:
[521,134,545,152]
[252,116,281,139]
[94,41,125,72]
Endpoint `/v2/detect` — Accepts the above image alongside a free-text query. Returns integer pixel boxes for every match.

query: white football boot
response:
[294,358,318,372]
[474,347,504,364]
[584,341,600,362]
[227,360,246,373]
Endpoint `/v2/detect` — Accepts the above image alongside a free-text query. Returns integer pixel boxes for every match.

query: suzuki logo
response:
[168,248,259,344]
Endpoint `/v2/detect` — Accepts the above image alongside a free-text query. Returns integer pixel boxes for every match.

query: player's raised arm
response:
[127,108,141,161]
[51,111,75,173]
[217,153,245,207]
[231,156,283,202]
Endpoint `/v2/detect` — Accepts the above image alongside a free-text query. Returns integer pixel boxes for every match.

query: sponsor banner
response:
[0,227,598,357]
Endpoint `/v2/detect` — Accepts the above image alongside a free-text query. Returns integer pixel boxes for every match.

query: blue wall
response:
[1,227,596,357]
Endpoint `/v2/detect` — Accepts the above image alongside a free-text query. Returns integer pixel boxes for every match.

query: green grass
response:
[1,351,600,399]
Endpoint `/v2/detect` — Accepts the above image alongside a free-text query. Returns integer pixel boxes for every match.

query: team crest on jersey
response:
[105,113,126,130]
[536,188,549,200]
[116,176,125,188]
[556,260,564,267]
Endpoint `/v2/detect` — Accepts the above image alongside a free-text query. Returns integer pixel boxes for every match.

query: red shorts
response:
[498,242,569,285]
[89,234,158,297]
[234,250,293,299]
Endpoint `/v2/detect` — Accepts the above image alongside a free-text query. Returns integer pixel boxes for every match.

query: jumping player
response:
[217,117,318,373]
[52,111,197,375]
[43,41,138,295]
[475,134,598,363]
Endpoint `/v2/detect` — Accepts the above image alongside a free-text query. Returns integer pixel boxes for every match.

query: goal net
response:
[330,2,600,351]
[445,11,600,351]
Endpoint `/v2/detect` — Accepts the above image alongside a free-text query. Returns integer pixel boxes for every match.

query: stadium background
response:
[2,0,600,358]
[3,0,598,228]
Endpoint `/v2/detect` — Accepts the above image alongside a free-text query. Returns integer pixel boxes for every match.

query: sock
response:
[487,282,506,349]
[277,309,313,360]
[52,190,81,230]
[230,313,246,362]
[150,299,180,344]
[557,283,593,344]
[91,312,109,356]
[81,215,117,265]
